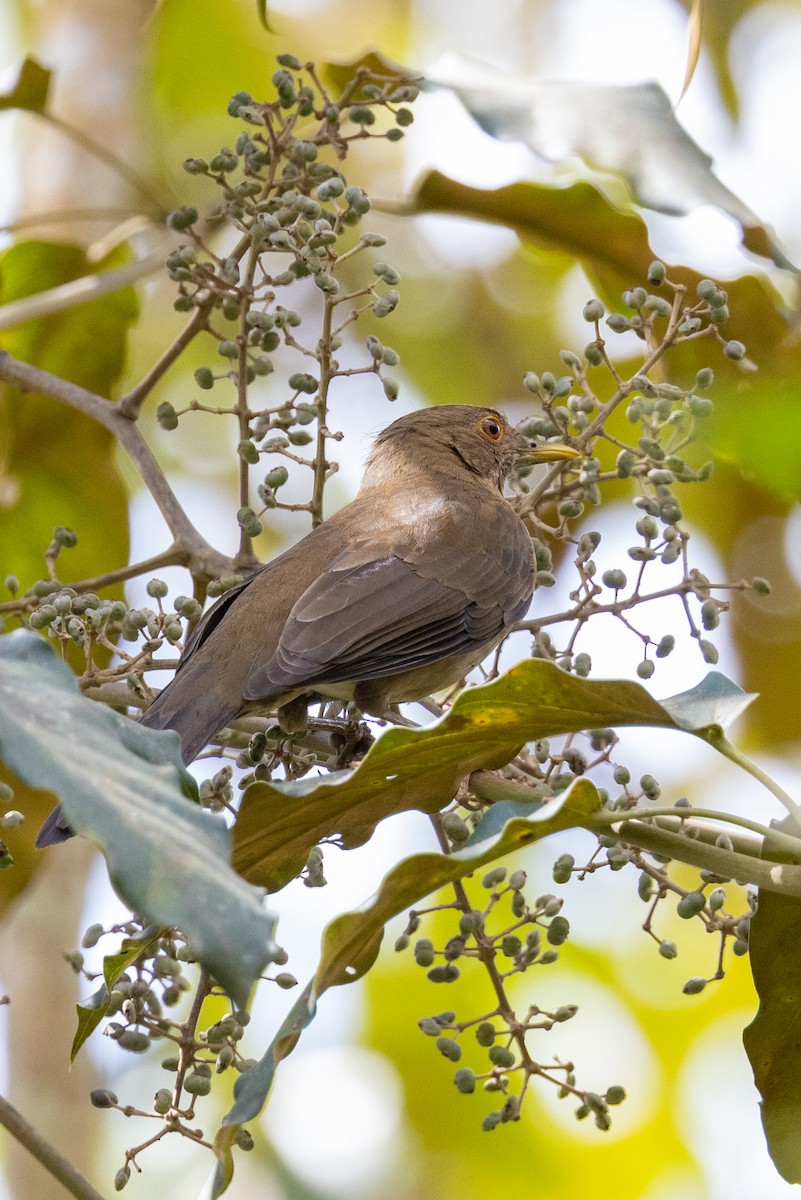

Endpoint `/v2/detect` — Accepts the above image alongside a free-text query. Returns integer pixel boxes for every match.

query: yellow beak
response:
[523,442,581,465]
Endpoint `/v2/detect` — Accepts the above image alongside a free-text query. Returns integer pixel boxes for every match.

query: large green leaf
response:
[314,779,601,993]
[213,778,601,1196]
[743,816,801,1183]
[409,171,655,285]
[427,61,794,271]
[232,660,754,891]
[212,980,317,1196]
[0,630,277,1009]
[0,239,137,907]
[0,238,137,647]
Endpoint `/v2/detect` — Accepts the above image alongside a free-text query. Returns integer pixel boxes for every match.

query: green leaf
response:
[743,818,801,1183]
[659,670,757,738]
[0,630,277,1009]
[232,659,755,891]
[405,172,790,342]
[316,778,601,994]
[72,931,161,1061]
[429,62,795,271]
[212,980,316,1197]
[72,983,114,1063]
[409,172,655,286]
[711,378,801,502]
[0,239,137,910]
[0,57,51,114]
[213,779,600,1195]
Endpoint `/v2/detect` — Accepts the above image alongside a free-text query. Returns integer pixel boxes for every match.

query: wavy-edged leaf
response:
[410,171,655,285]
[744,817,801,1183]
[315,779,601,993]
[232,660,754,891]
[214,779,600,1194]
[212,980,316,1196]
[0,630,276,1008]
[427,55,795,272]
[660,670,757,737]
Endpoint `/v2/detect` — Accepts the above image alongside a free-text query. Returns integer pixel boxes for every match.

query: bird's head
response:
[365,404,579,492]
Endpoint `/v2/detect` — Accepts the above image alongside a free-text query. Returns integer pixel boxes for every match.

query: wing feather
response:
[243,544,531,700]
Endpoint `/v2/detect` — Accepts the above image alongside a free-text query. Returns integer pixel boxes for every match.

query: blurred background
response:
[1,1,801,1197]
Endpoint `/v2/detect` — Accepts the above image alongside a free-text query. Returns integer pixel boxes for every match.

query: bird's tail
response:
[35,804,74,847]
[35,671,242,848]
[136,664,242,766]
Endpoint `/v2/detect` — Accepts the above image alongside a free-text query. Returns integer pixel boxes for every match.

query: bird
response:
[36,404,578,847]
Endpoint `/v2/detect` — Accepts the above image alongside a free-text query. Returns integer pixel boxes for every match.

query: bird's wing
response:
[177,571,260,669]
[242,544,531,699]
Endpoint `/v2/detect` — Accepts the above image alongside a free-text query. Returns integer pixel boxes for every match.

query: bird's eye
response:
[479,416,503,441]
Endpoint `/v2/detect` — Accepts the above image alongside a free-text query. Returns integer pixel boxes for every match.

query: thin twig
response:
[0,248,166,332]
[0,1094,109,1200]
[119,301,214,418]
[38,111,170,215]
[0,351,233,580]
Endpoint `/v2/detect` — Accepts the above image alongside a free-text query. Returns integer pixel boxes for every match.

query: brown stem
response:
[234,244,262,567]
[171,971,212,1112]
[0,1094,108,1200]
[309,292,337,528]
[38,111,169,215]
[513,577,749,636]
[0,206,145,234]
[0,248,166,333]
[430,818,540,1084]
[0,549,188,615]
[119,302,214,418]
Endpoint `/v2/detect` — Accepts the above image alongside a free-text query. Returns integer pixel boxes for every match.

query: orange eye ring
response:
[479,415,503,441]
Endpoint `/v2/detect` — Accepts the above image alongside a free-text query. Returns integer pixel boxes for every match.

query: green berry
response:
[677,891,706,919]
[194,367,214,390]
[166,207,198,231]
[552,853,574,884]
[547,916,570,946]
[156,402,179,431]
[238,440,260,465]
[454,1068,476,1094]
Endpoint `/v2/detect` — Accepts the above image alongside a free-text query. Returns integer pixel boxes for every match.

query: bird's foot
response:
[330,719,375,768]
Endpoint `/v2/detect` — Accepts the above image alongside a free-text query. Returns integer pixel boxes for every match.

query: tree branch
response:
[118,301,214,419]
[0,351,233,580]
[0,249,166,333]
[0,1094,109,1200]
